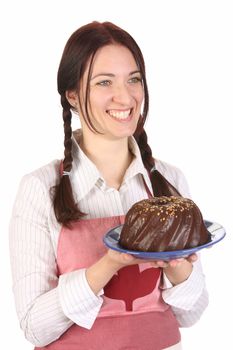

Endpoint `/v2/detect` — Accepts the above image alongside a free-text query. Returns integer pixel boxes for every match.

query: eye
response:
[128,76,142,84]
[96,80,112,86]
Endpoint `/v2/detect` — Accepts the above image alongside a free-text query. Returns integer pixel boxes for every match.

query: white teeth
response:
[108,109,131,119]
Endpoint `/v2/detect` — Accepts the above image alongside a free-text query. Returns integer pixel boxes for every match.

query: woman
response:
[9,21,208,350]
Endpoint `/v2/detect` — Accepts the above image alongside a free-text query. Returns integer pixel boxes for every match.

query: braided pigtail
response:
[134,123,181,197]
[53,96,85,227]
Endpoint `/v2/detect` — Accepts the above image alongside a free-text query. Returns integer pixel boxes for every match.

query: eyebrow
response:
[91,70,141,80]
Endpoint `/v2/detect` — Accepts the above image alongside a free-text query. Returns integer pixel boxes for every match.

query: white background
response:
[0,0,232,349]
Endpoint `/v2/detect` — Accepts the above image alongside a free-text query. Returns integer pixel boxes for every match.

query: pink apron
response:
[35,188,180,350]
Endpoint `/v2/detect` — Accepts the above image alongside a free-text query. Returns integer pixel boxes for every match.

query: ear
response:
[65,90,78,109]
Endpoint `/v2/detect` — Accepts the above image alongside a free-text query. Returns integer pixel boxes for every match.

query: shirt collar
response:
[70,129,153,201]
[71,130,101,201]
[124,136,153,194]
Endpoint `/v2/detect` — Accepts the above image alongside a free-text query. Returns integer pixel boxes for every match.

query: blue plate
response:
[103,220,226,260]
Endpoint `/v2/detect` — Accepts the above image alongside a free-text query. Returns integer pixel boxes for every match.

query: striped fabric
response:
[9,131,208,347]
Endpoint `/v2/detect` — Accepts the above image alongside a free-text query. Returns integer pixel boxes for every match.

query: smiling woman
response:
[9,21,208,350]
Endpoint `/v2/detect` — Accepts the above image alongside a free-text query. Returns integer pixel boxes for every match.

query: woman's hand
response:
[86,249,151,295]
[150,253,198,268]
[107,249,198,271]
[106,249,172,269]
[86,250,198,295]
[150,253,198,286]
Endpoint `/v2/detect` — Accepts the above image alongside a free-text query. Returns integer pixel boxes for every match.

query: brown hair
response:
[53,21,180,227]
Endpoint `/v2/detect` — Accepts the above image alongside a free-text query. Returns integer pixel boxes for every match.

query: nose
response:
[112,83,132,105]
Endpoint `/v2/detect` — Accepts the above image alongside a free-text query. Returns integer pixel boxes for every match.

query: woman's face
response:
[78,44,144,140]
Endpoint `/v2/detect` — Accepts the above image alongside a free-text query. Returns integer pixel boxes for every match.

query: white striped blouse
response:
[9,131,208,347]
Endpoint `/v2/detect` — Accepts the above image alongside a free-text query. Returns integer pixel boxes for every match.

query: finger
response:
[186,253,198,263]
[151,260,169,268]
[121,253,136,262]
[167,259,183,267]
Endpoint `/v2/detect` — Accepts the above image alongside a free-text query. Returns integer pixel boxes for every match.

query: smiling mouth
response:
[107,109,132,120]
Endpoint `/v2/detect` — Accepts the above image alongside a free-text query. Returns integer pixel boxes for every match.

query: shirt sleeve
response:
[9,174,102,347]
[161,255,209,327]
[58,269,103,329]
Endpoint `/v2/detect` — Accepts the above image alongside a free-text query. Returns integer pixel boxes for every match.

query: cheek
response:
[89,91,109,109]
[135,92,144,108]
[132,87,144,104]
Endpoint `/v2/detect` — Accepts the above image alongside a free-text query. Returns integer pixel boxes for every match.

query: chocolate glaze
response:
[119,196,211,252]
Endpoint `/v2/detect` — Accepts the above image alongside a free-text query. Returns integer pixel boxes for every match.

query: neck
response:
[82,135,128,161]
[79,132,133,189]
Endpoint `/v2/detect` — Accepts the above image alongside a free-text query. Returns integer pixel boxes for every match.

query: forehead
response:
[91,44,139,74]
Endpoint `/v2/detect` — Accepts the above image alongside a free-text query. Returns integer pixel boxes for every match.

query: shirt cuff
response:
[161,260,205,310]
[58,268,103,329]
